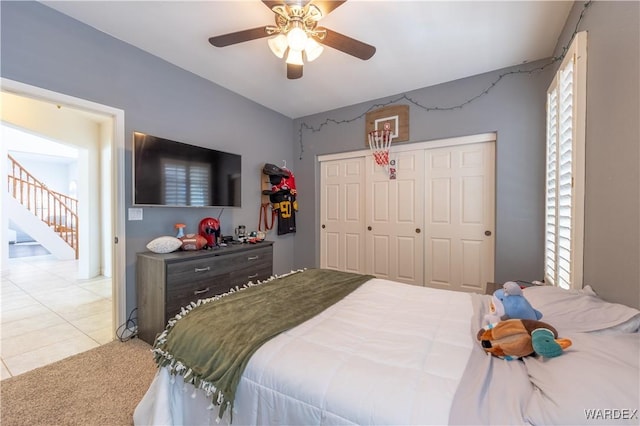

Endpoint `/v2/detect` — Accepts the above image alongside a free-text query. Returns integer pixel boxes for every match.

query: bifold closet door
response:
[365,149,425,286]
[424,142,495,292]
[320,137,494,290]
[320,157,366,273]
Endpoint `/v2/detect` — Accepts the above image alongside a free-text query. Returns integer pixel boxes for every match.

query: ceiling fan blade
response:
[317,28,376,60]
[261,0,282,10]
[209,27,270,47]
[287,63,303,79]
[312,0,347,16]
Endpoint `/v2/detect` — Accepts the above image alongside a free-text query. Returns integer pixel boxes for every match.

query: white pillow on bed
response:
[523,285,640,335]
[523,332,639,426]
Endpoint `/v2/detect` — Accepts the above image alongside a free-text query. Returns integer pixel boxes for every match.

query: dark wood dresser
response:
[136,241,273,344]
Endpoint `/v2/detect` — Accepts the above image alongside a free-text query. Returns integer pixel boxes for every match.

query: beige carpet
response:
[1,338,157,426]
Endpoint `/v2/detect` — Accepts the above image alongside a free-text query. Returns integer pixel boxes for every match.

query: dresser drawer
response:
[229,246,272,270]
[166,246,272,285]
[230,263,273,287]
[165,273,233,318]
[166,257,221,284]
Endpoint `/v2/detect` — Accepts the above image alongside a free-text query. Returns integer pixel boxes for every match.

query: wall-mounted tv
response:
[133,132,241,207]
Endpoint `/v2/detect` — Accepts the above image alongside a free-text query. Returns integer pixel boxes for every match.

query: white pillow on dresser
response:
[146,236,182,254]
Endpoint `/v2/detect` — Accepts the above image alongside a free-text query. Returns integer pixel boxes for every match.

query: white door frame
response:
[1,77,127,339]
[318,133,497,163]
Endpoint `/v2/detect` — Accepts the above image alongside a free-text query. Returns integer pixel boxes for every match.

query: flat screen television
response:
[133,132,241,207]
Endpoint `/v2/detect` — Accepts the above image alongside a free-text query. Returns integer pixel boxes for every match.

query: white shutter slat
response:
[163,162,188,205]
[189,164,211,206]
[553,56,575,287]
[544,33,585,290]
[162,160,211,206]
[544,86,559,285]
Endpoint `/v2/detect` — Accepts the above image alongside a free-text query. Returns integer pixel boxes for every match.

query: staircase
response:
[6,154,79,259]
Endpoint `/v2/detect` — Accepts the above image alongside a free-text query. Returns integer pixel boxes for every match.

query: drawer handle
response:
[247,273,259,279]
[194,267,211,272]
[193,287,210,295]
[247,256,259,261]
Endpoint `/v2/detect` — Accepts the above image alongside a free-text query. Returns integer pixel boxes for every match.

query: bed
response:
[134,268,640,425]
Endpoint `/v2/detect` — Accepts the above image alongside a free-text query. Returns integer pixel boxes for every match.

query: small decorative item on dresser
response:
[175,223,186,238]
[199,217,221,248]
[180,234,207,251]
[146,236,182,254]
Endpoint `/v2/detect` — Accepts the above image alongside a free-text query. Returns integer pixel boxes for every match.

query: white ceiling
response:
[2,122,78,164]
[40,1,573,119]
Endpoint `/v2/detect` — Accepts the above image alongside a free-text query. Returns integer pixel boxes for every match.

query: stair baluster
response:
[6,154,79,259]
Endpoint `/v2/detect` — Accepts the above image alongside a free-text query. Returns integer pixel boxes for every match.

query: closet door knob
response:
[415,228,421,233]
[367,226,372,231]
[322,224,326,229]
[485,230,492,236]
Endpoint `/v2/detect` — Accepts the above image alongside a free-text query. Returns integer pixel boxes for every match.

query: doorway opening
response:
[0,79,126,378]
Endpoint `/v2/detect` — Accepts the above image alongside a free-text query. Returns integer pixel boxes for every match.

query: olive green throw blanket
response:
[152,268,374,420]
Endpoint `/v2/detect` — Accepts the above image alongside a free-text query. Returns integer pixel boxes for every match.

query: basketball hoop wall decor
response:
[365,104,409,145]
[366,105,408,180]
[368,123,397,179]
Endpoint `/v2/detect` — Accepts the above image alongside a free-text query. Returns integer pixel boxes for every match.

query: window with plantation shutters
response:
[544,31,586,290]
[162,159,211,206]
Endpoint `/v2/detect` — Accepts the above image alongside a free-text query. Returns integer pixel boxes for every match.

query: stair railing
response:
[6,154,79,259]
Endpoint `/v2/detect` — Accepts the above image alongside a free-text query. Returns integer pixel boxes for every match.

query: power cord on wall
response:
[116,308,138,342]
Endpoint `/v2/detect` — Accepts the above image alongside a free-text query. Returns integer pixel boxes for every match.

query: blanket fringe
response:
[151,269,307,412]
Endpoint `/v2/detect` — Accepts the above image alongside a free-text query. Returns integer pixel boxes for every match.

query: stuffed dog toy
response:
[477,319,572,360]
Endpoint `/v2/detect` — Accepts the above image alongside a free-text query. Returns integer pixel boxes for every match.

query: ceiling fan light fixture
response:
[287,26,308,52]
[285,49,304,66]
[209,0,375,79]
[304,37,324,62]
[268,34,288,59]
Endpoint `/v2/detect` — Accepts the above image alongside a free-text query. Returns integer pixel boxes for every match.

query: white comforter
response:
[134,278,474,425]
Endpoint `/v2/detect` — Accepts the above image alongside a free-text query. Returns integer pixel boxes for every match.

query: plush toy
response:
[477,319,572,360]
[484,281,543,324]
[484,292,506,324]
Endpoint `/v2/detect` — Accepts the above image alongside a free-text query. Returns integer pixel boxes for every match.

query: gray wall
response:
[292,1,639,308]
[1,1,296,316]
[3,1,638,310]
[556,2,639,307]
[292,57,553,285]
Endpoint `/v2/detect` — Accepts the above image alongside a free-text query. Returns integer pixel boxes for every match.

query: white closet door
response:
[365,149,424,285]
[320,157,366,273]
[425,142,495,292]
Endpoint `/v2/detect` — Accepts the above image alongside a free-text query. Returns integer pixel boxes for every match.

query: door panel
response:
[425,142,494,292]
[320,157,365,273]
[372,235,390,276]
[366,150,424,285]
[324,232,340,269]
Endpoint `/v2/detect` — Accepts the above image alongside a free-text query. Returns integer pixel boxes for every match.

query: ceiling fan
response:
[208,0,376,79]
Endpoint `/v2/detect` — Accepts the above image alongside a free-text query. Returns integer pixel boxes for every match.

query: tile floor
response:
[1,254,113,379]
